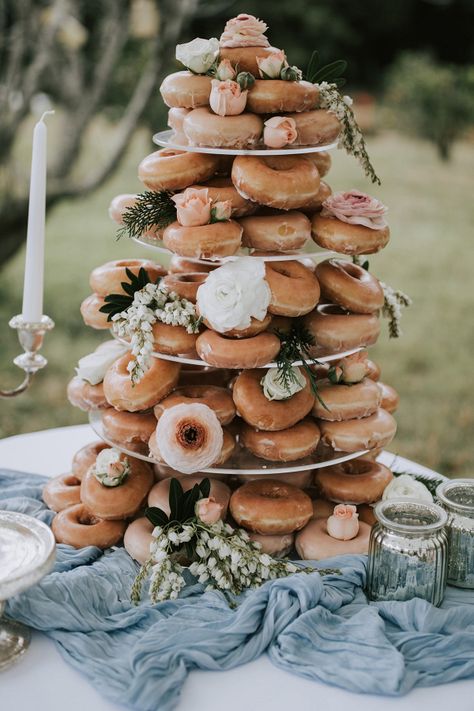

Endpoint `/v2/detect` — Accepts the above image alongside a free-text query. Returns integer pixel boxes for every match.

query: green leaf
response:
[145,506,169,527]
[169,478,184,523]
[99,267,155,321]
[306,50,320,82]
[182,484,202,521]
[199,478,211,499]
[362,260,370,271]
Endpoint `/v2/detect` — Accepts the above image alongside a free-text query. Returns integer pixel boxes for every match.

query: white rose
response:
[261,367,305,401]
[196,258,271,333]
[76,340,129,385]
[382,474,433,503]
[93,448,130,487]
[176,37,219,74]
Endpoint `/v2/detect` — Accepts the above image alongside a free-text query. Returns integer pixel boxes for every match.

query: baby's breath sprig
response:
[130,477,341,606]
[117,190,176,241]
[317,81,381,185]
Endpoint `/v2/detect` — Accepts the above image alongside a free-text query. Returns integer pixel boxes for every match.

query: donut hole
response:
[78,512,100,526]
[341,262,364,281]
[177,421,206,449]
[340,460,374,476]
[64,475,81,487]
[318,304,348,316]
[161,148,185,157]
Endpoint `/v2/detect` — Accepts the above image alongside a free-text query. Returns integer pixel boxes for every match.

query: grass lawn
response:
[1,129,473,478]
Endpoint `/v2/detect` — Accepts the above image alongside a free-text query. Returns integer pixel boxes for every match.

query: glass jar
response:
[366,499,448,606]
[436,479,474,588]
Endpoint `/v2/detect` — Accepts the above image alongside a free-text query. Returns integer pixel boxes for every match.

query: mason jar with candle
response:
[366,499,448,606]
[436,479,474,588]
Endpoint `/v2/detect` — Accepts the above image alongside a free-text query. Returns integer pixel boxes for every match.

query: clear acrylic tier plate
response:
[89,409,368,477]
[153,129,338,156]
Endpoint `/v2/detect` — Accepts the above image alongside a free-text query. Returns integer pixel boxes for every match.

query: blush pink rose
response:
[220,14,269,48]
[327,504,359,541]
[211,200,232,221]
[195,496,224,525]
[256,50,286,79]
[172,188,212,227]
[209,79,248,116]
[215,58,236,81]
[263,116,297,148]
[322,190,388,230]
[338,351,370,384]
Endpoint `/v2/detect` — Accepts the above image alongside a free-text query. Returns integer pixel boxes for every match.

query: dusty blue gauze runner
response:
[1,469,474,711]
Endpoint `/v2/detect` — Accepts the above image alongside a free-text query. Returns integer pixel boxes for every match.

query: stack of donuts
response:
[65,13,404,560]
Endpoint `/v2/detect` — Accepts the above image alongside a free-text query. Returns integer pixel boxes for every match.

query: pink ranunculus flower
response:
[338,350,369,384]
[256,50,286,79]
[263,116,297,148]
[220,14,269,48]
[322,190,388,230]
[171,188,212,227]
[327,504,359,541]
[211,200,232,221]
[209,79,248,116]
[215,58,236,81]
[195,496,224,525]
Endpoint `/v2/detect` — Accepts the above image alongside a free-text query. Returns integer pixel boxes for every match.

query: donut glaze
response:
[318,408,397,453]
[312,214,390,255]
[52,504,126,549]
[285,109,340,146]
[377,381,400,413]
[312,377,382,421]
[163,219,242,259]
[160,71,212,109]
[265,260,320,316]
[304,305,381,355]
[154,385,236,426]
[184,107,263,149]
[296,517,371,560]
[151,322,199,357]
[230,479,313,535]
[248,531,294,557]
[315,259,384,314]
[81,457,154,520]
[43,474,81,512]
[247,80,318,114]
[188,177,257,217]
[102,410,157,447]
[124,517,154,564]
[196,330,280,369]
[219,45,285,76]
[240,211,311,252]
[89,260,166,297]
[80,294,110,330]
[314,459,393,504]
[162,273,207,303]
[168,256,217,274]
[67,377,109,412]
[241,419,320,462]
[308,152,331,178]
[233,369,315,431]
[138,149,218,192]
[148,476,231,518]
[103,353,180,411]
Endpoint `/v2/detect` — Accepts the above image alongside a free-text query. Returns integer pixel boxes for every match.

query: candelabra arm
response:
[0,315,55,399]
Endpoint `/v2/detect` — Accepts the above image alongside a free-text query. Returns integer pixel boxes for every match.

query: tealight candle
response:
[21,111,54,323]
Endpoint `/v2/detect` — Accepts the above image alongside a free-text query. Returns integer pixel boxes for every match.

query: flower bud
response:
[280,65,302,81]
[236,71,255,90]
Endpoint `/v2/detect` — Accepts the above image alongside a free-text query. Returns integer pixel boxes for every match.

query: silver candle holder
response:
[0,314,54,398]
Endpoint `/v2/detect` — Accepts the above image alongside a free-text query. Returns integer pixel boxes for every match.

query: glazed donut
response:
[248,531,294,557]
[241,419,320,462]
[180,366,233,388]
[312,377,382,421]
[222,313,273,339]
[124,517,154,564]
[188,177,257,217]
[102,410,157,447]
[183,107,263,149]
[52,503,126,549]
[233,369,314,431]
[168,256,217,274]
[71,441,109,481]
[295,517,371,559]
[80,294,110,330]
[311,498,335,520]
[108,194,137,224]
[315,259,384,314]
[285,109,340,146]
[168,107,190,144]
[160,71,212,108]
[314,458,393,503]
[163,219,242,260]
[304,305,381,354]
[196,330,280,369]
[265,260,320,316]
[358,503,377,526]
[230,479,313,534]
[89,260,166,297]
[138,149,218,192]
[81,457,154,520]
[219,45,286,76]
[377,381,399,413]
[300,180,332,213]
[247,80,318,114]
[312,214,390,255]
[154,385,236,426]
[151,322,199,357]
[148,476,231,518]
[103,353,180,411]
[366,359,381,381]
[67,377,108,412]
[232,155,320,210]
[43,474,81,512]
[240,211,311,251]
[317,408,397,453]
[161,272,207,303]
[307,151,331,178]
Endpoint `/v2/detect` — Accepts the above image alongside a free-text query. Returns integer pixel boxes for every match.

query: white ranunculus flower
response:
[76,340,129,385]
[382,474,433,503]
[261,366,305,401]
[176,37,219,74]
[196,258,271,333]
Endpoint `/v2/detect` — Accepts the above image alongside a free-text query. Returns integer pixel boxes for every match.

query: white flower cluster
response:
[318,81,380,185]
[380,281,412,338]
[112,283,199,383]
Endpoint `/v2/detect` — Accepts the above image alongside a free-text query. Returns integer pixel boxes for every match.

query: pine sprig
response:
[99,267,159,322]
[117,190,176,240]
[274,320,328,409]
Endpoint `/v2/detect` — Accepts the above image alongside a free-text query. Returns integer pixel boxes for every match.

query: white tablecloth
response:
[1,424,472,711]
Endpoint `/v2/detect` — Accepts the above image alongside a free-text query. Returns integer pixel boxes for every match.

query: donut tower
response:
[50,14,402,561]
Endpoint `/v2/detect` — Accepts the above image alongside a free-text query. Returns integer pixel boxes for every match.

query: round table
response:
[1,424,472,711]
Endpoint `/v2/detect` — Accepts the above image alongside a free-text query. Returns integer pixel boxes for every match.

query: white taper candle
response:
[21,110,54,323]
